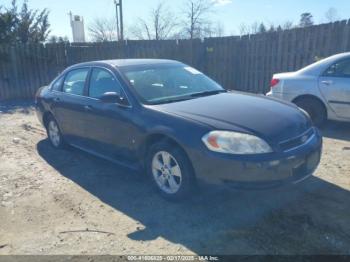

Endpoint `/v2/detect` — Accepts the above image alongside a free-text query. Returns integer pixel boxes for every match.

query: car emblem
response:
[301,135,308,143]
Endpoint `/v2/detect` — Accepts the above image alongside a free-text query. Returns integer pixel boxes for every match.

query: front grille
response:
[279,128,315,152]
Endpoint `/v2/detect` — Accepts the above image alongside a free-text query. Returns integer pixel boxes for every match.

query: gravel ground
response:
[0,101,350,255]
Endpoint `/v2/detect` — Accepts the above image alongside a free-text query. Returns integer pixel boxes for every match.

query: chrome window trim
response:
[51,65,133,109]
[322,58,350,78]
[62,67,91,96]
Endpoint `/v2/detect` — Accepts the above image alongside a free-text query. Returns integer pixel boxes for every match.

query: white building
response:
[69,12,86,43]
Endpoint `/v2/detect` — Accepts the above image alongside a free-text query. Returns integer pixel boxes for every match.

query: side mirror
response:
[100,92,128,106]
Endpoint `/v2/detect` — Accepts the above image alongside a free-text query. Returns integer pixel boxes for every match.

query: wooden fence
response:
[1,20,350,101]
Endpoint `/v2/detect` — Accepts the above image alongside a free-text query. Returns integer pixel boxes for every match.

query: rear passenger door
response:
[83,67,136,161]
[52,68,91,146]
[319,59,350,120]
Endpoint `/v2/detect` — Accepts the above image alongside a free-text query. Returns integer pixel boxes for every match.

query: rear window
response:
[63,68,90,96]
[51,76,64,91]
[324,59,350,78]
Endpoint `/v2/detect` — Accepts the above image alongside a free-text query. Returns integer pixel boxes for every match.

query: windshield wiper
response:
[153,97,193,105]
[151,90,227,104]
[190,90,227,98]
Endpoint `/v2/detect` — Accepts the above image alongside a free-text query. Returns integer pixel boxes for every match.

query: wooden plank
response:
[4,22,350,100]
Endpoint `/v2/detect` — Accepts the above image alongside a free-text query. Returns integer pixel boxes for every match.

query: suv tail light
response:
[270,78,280,89]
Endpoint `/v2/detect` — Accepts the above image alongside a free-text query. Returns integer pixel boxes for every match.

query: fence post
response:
[9,46,21,99]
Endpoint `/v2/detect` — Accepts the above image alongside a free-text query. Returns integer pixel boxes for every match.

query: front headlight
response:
[202,131,273,155]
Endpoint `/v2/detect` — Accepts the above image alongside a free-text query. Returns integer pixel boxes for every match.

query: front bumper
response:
[188,129,322,187]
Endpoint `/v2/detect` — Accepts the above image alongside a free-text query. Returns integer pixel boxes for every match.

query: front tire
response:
[46,116,65,149]
[146,142,195,201]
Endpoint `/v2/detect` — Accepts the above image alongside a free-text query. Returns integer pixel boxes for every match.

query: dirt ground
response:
[0,101,350,255]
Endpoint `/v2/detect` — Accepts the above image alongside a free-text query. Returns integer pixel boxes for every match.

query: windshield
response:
[121,64,225,105]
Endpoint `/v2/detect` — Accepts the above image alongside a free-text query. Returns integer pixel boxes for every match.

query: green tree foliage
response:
[0,0,50,45]
[48,35,69,44]
[299,12,314,27]
[258,23,266,33]
[0,1,18,44]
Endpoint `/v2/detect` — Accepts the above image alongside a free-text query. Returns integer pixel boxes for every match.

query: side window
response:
[52,76,64,91]
[63,68,89,96]
[89,68,123,99]
[324,59,350,78]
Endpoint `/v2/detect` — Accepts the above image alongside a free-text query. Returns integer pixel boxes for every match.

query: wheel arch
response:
[42,111,54,129]
[139,133,196,178]
[292,94,328,118]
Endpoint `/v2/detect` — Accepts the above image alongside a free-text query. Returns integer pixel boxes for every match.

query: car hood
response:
[153,92,311,144]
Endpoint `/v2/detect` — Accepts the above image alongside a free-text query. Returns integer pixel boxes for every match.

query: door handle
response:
[84,105,93,111]
[53,97,60,102]
[322,80,333,86]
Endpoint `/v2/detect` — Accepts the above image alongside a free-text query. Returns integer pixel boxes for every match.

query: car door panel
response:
[83,101,138,161]
[318,59,350,119]
[83,67,138,161]
[51,68,91,146]
[319,77,350,119]
[53,94,92,145]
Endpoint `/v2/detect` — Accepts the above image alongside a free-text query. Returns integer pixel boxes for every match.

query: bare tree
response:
[325,7,339,23]
[239,23,250,36]
[214,22,225,37]
[130,2,177,40]
[88,18,117,42]
[181,0,214,39]
[282,21,294,30]
[202,21,225,37]
[250,22,259,34]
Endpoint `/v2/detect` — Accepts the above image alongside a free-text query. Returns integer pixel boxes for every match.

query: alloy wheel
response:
[152,151,182,194]
[48,120,61,147]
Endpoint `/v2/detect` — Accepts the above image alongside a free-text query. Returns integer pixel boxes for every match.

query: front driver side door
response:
[319,59,350,120]
[83,67,137,162]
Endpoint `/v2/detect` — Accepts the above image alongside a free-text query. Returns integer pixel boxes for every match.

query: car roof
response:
[298,52,350,76]
[68,59,184,69]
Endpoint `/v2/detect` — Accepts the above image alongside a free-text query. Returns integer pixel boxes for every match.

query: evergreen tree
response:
[0,0,50,45]
[299,13,314,27]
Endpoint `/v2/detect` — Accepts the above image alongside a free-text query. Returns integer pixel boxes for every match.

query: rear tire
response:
[294,98,327,127]
[46,116,65,149]
[146,141,195,201]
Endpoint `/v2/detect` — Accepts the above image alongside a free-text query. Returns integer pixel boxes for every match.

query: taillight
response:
[270,78,280,89]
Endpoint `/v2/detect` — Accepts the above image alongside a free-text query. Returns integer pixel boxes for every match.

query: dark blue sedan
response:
[35,59,322,200]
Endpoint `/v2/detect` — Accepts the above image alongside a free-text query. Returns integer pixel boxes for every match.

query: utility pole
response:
[119,0,124,41]
[114,0,120,40]
[113,0,124,41]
